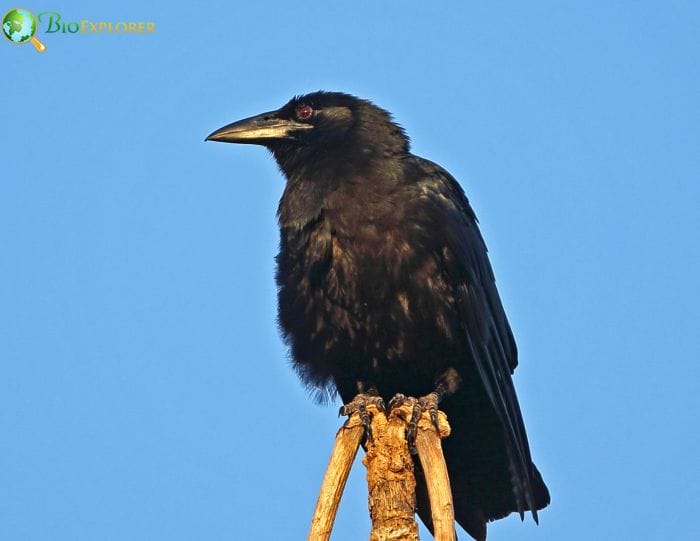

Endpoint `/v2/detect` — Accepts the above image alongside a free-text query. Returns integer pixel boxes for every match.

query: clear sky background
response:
[2,2,699,540]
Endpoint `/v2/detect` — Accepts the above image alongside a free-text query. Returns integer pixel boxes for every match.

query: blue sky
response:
[2,2,699,539]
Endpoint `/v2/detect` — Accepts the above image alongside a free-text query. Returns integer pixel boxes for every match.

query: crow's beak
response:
[205,110,313,144]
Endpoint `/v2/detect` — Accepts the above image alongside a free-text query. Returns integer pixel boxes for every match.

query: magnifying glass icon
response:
[2,8,46,53]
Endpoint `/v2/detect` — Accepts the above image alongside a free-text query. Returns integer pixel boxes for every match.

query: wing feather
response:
[409,156,545,520]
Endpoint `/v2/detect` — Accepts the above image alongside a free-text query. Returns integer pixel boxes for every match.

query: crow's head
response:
[206,91,409,176]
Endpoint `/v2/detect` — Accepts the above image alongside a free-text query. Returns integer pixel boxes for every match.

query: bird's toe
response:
[339,393,385,444]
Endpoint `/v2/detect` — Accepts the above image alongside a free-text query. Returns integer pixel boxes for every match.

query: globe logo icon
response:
[2,7,46,52]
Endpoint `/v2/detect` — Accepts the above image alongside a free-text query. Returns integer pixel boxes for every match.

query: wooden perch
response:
[413,409,454,541]
[364,403,419,540]
[308,404,454,541]
[308,412,365,541]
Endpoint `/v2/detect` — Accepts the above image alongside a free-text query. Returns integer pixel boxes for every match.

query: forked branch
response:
[308,405,454,541]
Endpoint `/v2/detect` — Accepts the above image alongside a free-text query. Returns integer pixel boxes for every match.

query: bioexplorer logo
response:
[2,8,45,51]
[2,7,155,53]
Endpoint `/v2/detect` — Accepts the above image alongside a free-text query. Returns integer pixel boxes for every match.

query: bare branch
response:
[308,405,455,541]
[308,413,364,541]
[415,411,455,541]
[365,405,419,541]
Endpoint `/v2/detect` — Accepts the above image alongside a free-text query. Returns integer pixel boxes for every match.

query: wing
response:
[407,155,549,523]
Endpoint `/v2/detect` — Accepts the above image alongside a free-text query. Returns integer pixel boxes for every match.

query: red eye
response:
[296,105,313,120]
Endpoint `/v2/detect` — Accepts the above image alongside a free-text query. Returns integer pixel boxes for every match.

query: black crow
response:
[207,91,549,540]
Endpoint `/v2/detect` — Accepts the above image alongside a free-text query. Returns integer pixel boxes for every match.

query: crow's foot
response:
[339,393,385,445]
[388,392,441,454]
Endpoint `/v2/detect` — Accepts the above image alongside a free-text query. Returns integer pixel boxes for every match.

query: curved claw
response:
[388,393,408,411]
[406,402,422,454]
[339,393,385,445]
[420,392,441,433]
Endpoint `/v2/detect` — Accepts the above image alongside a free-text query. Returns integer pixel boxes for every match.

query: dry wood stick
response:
[415,411,455,541]
[308,412,364,541]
